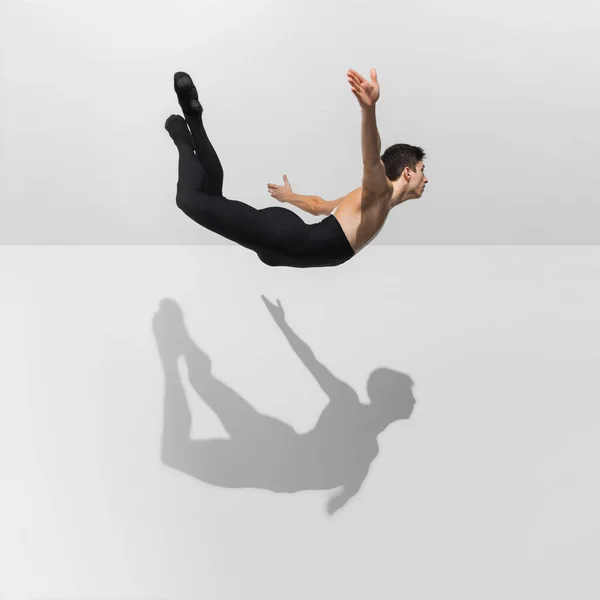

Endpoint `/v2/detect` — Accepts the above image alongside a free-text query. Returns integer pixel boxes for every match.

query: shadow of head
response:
[367,367,416,425]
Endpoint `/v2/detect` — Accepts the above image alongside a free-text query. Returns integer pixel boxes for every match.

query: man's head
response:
[381,143,428,206]
[366,368,416,432]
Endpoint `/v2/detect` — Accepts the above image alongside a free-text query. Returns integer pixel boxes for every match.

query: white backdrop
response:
[1,0,599,244]
[2,0,600,598]
[2,246,600,599]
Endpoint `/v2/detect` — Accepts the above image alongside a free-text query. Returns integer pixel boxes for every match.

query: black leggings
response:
[174,113,355,268]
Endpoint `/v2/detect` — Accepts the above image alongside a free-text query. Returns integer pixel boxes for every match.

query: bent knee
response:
[176,189,205,209]
[258,250,284,267]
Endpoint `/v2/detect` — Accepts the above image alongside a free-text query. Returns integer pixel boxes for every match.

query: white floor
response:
[2,246,599,600]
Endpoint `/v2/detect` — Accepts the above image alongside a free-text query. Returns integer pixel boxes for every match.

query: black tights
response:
[174,113,355,268]
[179,112,224,197]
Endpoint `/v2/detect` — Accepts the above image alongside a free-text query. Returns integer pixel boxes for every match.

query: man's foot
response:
[174,71,203,116]
[165,114,195,150]
[152,298,191,362]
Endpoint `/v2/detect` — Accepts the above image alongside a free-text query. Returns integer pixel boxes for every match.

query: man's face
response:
[411,161,428,196]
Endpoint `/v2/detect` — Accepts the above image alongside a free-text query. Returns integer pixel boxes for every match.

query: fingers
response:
[348,76,364,98]
[348,68,377,87]
[348,73,371,99]
[347,68,365,83]
[267,175,288,188]
[347,73,362,90]
[349,84,367,104]
[348,67,377,81]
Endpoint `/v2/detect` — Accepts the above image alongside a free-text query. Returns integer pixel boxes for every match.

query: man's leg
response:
[152,299,193,466]
[174,72,224,197]
[166,114,306,254]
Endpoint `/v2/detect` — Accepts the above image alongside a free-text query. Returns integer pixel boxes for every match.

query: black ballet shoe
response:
[164,114,196,149]
[174,71,203,116]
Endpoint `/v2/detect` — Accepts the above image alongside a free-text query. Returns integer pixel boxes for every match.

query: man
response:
[165,68,428,268]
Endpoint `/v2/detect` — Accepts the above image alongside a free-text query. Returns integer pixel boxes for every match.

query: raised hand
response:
[261,294,286,322]
[347,67,380,110]
[267,174,293,203]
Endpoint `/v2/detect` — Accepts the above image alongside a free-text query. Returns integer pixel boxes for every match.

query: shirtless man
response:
[165,68,428,267]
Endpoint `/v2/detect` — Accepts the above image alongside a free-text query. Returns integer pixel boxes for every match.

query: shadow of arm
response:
[326,466,371,515]
[274,316,349,398]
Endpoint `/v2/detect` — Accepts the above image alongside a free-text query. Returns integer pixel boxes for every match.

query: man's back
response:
[331,183,393,253]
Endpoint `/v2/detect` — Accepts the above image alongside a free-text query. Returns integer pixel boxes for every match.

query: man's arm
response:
[284,193,321,215]
[286,194,345,216]
[267,309,349,399]
[326,465,372,515]
[314,196,346,216]
[361,107,388,194]
[361,106,382,166]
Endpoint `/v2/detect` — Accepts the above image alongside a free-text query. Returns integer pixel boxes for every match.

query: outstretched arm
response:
[360,109,388,195]
[276,314,342,394]
[317,196,346,216]
[267,174,335,216]
[286,193,323,215]
[261,296,346,397]
[347,68,388,195]
[287,195,346,216]
[327,466,371,515]
[347,67,381,167]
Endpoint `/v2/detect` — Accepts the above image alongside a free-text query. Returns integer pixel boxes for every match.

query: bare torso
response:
[329,182,394,253]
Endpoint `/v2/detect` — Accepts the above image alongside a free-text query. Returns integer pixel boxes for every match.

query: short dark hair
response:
[381,143,427,181]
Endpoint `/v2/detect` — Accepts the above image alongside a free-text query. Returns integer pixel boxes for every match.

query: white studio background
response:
[1,246,600,599]
[0,0,599,244]
[2,0,600,598]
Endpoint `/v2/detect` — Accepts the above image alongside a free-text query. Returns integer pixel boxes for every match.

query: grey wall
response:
[1,0,599,244]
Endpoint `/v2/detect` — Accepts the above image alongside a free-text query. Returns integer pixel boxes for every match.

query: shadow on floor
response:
[152,296,416,516]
